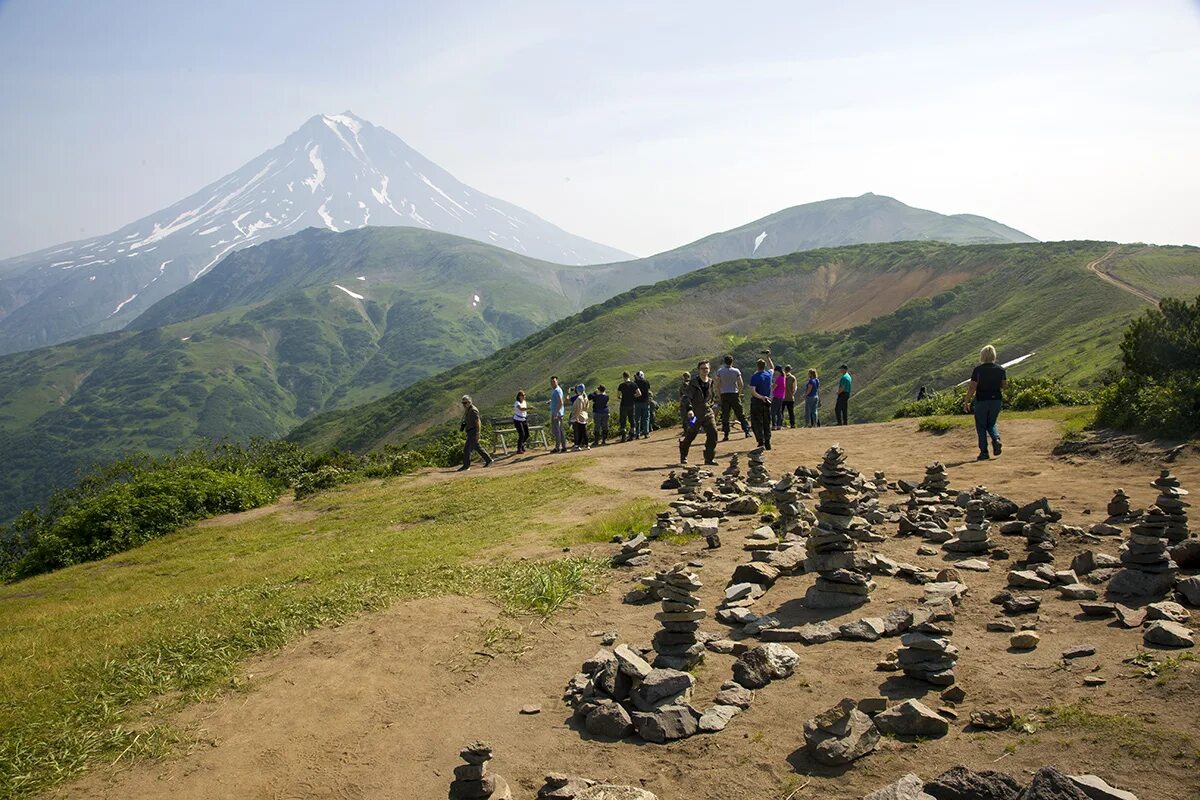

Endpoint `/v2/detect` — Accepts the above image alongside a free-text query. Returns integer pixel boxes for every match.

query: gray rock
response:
[1108,568,1178,597]
[1113,604,1146,628]
[803,706,879,765]
[584,702,633,739]
[1179,576,1200,607]
[883,608,914,636]
[582,649,617,675]
[1143,620,1194,648]
[1078,602,1116,617]
[840,617,887,641]
[865,773,935,800]
[968,707,1014,730]
[631,704,698,742]
[1066,775,1139,800]
[872,699,950,738]
[575,786,659,800]
[955,559,991,572]
[724,582,756,602]
[924,766,1022,800]
[1062,644,1096,659]
[697,703,741,732]
[1169,537,1200,568]
[1019,766,1091,800]
[1008,570,1052,590]
[1059,583,1099,600]
[613,644,653,679]
[538,773,597,799]
[731,561,780,587]
[629,669,694,707]
[713,683,753,709]
[1146,601,1190,623]
[1010,631,1040,649]
[732,643,799,688]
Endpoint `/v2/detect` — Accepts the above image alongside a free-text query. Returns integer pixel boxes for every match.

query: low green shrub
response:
[917,417,958,434]
[895,377,1098,419]
[293,465,351,499]
[655,400,682,429]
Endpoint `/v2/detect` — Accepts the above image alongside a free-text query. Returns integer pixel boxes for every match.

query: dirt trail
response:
[53,420,1200,800]
[1087,246,1158,305]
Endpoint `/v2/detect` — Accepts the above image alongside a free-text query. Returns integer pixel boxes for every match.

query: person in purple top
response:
[804,369,821,427]
[771,364,786,430]
[748,351,775,449]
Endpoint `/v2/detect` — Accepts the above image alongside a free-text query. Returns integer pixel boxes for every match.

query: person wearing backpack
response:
[589,385,611,445]
[633,371,652,439]
[617,372,638,442]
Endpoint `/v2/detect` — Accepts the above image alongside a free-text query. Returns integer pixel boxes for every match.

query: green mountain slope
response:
[0,229,586,520]
[289,241,1200,454]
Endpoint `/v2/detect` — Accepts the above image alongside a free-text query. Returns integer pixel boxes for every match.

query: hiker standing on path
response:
[570,383,591,451]
[617,372,638,442]
[513,391,530,454]
[771,363,787,430]
[633,371,652,439]
[458,395,493,471]
[835,364,852,426]
[715,355,751,441]
[549,376,567,453]
[679,371,692,427]
[964,344,1007,461]
[679,360,719,465]
[783,365,798,428]
[749,353,775,449]
[589,385,610,445]
[804,369,821,427]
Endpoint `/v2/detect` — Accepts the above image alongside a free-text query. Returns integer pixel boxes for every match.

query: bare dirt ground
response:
[53,419,1200,800]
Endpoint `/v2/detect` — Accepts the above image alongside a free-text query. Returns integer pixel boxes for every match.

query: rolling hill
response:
[288,241,1200,454]
[0,111,631,355]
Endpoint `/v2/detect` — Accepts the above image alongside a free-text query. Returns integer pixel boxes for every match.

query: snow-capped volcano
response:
[0,111,630,354]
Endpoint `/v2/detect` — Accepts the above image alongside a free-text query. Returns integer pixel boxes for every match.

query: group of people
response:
[460,344,1009,472]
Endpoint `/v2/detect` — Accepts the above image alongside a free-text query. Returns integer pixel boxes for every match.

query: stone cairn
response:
[803,445,876,609]
[772,473,814,539]
[1109,506,1179,596]
[649,511,682,539]
[612,533,651,568]
[676,465,704,496]
[1152,470,1190,543]
[918,462,952,501]
[652,564,706,670]
[944,499,993,555]
[1021,509,1056,565]
[1107,488,1134,519]
[449,741,512,800]
[724,453,743,478]
[894,603,959,686]
[746,448,772,489]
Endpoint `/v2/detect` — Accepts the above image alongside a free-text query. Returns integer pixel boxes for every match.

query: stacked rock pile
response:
[802,698,879,766]
[746,448,772,489]
[1108,488,1134,519]
[804,446,876,609]
[649,511,681,539]
[1109,506,1179,596]
[652,564,706,670]
[944,499,993,555]
[1022,508,1056,564]
[449,742,512,800]
[676,465,704,496]
[715,470,747,496]
[1152,470,1190,543]
[723,453,742,478]
[772,473,814,538]
[612,534,651,568]
[537,776,658,800]
[918,462,952,500]
[894,610,959,686]
[564,646,700,743]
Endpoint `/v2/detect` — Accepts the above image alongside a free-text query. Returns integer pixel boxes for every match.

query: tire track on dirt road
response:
[1087,246,1158,305]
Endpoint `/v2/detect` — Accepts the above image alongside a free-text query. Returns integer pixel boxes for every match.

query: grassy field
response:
[0,460,641,799]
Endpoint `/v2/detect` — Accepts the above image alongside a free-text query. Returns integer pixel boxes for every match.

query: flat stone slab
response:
[1143,620,1194,648]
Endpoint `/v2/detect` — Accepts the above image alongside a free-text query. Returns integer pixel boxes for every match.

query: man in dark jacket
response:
[458,395,493,471]
[678,360,719,466]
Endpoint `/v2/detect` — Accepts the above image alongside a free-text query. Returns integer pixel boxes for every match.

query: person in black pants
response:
[747,356,775,449]
[835,364,852,426]
[589,385,610,445]
[459,395,492,471]
[616,371,638,442]
[678,360,719,465]
[512,390,530,453]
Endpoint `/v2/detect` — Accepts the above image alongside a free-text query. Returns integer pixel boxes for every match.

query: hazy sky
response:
[1,0,1198,260]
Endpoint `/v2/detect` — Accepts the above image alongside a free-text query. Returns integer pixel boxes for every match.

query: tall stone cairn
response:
[944,499,993,555]
[1022,508,1056,565]
[918,462,952,501]
[772,473,812,538]
[746,448,772,488]
[803,446,876,609]
[449,742,512,800]
[1151,470,1190,543]
[652,564,707,670]
[1109,504,1179,596]
[724,453,743,478]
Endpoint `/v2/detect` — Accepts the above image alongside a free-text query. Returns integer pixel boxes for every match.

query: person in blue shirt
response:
[748,352,776,449]
[804,368,821,427]
[835,364,852,426]
[549,375,567,453]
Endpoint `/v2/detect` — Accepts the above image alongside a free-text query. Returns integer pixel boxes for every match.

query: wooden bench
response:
[490,413,549,455]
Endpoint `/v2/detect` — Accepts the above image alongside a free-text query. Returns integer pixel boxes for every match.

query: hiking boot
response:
[722,434,729,442]
[704,459,719,466]
[993,442,1002,456]
[976,452,990,461]
[744,429,751,438]
[457,465,470,472]
[484,459,493,467]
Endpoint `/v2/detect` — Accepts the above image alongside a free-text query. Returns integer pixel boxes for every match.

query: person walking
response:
[678,371,692,427]
[458,395,493,471]
[549,376,567,453]
[715,355,751,441]
[589,384,610,445]
[679,360,719,465]
[964,344,1007,460]
[771,364,786,430]
[804,369,821,427]
[748,353,775,449]
[835,364,852,426]
[570,383,591,451]
[617,371,638,442]
[513,390,530,453]
[783,365,798,428]
[633,370,652,439]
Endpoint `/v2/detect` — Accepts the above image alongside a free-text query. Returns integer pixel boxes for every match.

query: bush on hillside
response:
[1094,295,1200,437]
[894,377,1097,419]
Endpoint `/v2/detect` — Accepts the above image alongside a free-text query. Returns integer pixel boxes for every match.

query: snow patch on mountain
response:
[332,283,364,300]
[753,231,768,253]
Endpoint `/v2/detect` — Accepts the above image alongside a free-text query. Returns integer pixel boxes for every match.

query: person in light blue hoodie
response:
[549,375,567,453]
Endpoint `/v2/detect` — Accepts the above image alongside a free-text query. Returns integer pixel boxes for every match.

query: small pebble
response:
[519,705,541,715]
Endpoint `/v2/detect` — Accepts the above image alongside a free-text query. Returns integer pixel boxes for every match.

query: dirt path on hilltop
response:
[53,420,1200,800]
[1087,246,1158,305]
